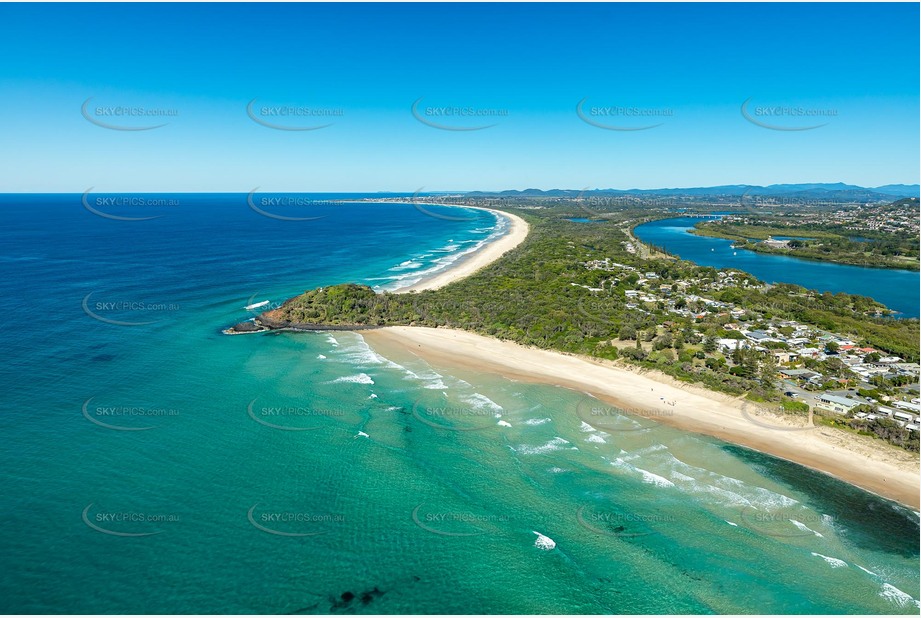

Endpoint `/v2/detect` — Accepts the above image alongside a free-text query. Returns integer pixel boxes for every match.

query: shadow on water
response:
[722,443,920,558]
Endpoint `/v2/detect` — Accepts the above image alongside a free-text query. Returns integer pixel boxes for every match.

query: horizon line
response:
[1,183,919,195]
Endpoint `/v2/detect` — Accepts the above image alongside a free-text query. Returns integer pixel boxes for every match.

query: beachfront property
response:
[578,254,921,421]
[816,394,862,414]
[892,400,921,415]
[855,404,921,431]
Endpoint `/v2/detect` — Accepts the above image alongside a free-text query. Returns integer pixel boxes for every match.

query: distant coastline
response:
[391,204,529,292]
[223,204,528,334]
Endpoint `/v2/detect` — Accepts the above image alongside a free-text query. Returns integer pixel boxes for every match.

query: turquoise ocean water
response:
[0,195,918,614]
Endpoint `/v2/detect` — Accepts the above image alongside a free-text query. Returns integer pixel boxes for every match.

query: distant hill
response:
[465,183,920,201]
[874,185,921,196]
[889,197,920,208]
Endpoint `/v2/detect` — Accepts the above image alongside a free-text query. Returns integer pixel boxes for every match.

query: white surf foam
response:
[879,583,919,608]
[337,337,404,369]
[855,564,878,577]
[811,552,847,568]
[662,452,799,510]
[329,373,375,385]
[790,519,823,537]
[609,457,675,488]
[638,468,675,488]
[463,392,503,412]
[512,436,576,456]
[533,531,556,550]
[390,260,423,271]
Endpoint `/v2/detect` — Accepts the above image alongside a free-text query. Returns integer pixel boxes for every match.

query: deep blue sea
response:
[633,217,920,318]
[0,195,918,614]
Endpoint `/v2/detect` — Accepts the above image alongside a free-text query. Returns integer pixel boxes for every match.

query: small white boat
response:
[244,300,271,311]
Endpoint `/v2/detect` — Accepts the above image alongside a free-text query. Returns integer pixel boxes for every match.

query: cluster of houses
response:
[579,257,921,431]
[721,199,919,237]
[714,324,920,431]
[840,200,920,236]
[713,322,920,432]
[818,394,921,432]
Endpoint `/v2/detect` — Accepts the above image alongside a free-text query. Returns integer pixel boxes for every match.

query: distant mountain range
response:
[465,183,920,201]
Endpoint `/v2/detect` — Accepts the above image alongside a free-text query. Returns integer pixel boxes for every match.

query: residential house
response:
[816,395,861,414]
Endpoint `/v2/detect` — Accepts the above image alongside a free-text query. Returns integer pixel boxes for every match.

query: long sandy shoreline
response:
[391,204,529,293]
[364,326,921,509]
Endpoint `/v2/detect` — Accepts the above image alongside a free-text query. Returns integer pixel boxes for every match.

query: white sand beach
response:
[364,326,921,509]
[359,202,919,508]
[393,206,529,293]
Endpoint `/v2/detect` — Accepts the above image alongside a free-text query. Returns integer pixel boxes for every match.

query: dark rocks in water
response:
[230,321,262,332]
[330,586,384,611]
[223,313,383,335]
[330,590,358,611]
[361,587,384,604]
[303,579,419,614]
[223,320,268,335]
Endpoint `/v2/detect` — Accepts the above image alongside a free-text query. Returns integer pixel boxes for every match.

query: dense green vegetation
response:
[693,219,920,270]
[259,201,920,450]
[267,205,919,397]
[818,407,919,452]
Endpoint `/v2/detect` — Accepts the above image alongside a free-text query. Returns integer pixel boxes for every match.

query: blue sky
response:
[0,2,917,192]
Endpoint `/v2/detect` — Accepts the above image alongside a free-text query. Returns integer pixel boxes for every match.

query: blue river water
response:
[633,217,920,318]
